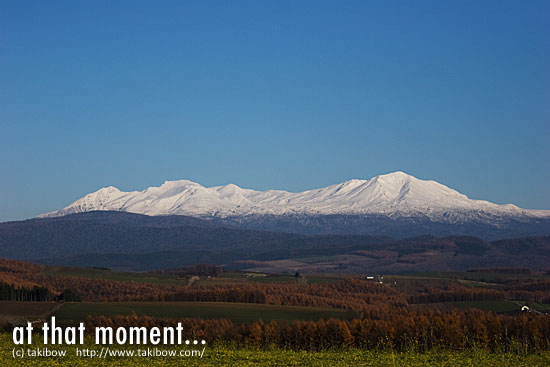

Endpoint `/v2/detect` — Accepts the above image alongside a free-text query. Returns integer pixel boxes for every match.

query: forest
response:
[1,257,550,353]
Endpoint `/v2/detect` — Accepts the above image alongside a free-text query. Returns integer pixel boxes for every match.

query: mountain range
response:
[38,172,550,239]
[1,172,547,271]
[40,171,549,220]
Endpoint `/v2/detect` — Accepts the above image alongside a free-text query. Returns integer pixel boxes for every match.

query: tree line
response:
[84,310,550,352]
[0,282,51,302]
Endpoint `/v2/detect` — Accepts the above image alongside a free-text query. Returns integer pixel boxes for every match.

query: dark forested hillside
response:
[212,213,550,240]
[1,212,549,271]
[0,212,390,270]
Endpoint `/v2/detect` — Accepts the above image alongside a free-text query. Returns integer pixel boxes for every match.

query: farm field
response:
[0,302,60,325]
[214,270,342,284]
[29,262,550,291]
[2,258,550,360]
[1,333,549,367]
[41,266,184,286]
[401,271,547,283]
[40,265,341,286]
[52,302,357,325]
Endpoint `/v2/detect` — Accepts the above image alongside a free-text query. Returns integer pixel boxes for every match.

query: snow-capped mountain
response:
[39,172,549,221]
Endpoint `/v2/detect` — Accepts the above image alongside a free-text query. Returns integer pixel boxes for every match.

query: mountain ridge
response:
[39,172,549,221]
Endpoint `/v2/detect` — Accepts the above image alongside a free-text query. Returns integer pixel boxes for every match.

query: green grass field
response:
[41,266,342,287]
[41,266,183,285]
[457,279,502,288]
[1,333,549,366]
[214,271,341,284]
[532,303,550,312]
[405,271,548,284]
[295,255,343,264]
[52,302,357,324]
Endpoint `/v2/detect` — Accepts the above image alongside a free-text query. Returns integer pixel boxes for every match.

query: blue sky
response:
[1,1,549,221]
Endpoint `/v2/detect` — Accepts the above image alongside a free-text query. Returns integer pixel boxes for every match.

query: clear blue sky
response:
[1,1,549,221]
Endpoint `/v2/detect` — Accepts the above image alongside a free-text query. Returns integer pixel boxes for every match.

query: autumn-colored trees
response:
[3,257,550,352]
[82,311,550,352]
[407,287,506,304]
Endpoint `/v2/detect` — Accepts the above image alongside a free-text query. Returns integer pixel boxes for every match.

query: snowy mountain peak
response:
[377,170,410,178]
[97,186,121,193]
[38,172,549,220]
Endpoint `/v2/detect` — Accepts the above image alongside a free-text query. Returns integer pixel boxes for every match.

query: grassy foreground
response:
[1,334,549,367]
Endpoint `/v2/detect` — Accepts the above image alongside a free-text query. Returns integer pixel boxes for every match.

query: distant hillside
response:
[0,211,390,270]
[209,213,550,240]
[1,211,550,272]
